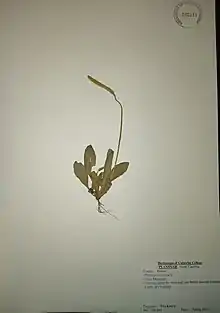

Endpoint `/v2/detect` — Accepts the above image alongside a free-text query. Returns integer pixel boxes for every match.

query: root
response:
[97,200,119,220]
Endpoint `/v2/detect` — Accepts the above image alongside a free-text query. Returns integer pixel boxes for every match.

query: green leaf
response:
[110,162,129,181]
[102,149,114,182]
[73,161,88,188]
[98,149,114,200]
[84,145,96,175]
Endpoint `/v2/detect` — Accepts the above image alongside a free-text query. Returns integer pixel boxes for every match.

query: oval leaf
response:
[98,149,114,199]
[100,148,114,189]
[73,161,88,188]
[110,162,129,181]
[103,149,114,179]
[84,145,96,174]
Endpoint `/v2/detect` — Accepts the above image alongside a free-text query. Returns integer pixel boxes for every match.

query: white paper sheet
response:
[1,1,219,312]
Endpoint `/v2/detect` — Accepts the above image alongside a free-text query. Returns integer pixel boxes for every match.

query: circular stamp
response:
[174,1,202,28]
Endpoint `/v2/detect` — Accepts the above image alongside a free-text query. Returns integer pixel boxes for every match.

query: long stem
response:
[87,75,124,167]
[113,94,123,167]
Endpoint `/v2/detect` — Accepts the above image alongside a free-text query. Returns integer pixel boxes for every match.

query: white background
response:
[0,0,219,312]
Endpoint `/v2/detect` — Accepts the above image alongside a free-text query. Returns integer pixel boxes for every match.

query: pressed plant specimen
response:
[73,75,129,219]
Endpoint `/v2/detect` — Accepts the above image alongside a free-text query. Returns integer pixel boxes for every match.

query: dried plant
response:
[73,75,129,219]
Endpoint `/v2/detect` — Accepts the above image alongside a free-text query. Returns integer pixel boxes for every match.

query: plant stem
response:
[113,94,123,167]
[87,75,124,167]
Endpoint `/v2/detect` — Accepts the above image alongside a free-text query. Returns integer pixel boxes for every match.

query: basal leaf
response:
[73,161,88,187]
[84,145,96,175]
[102,149,114,182]
[110,162,129,181]
[98,149,114,199]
